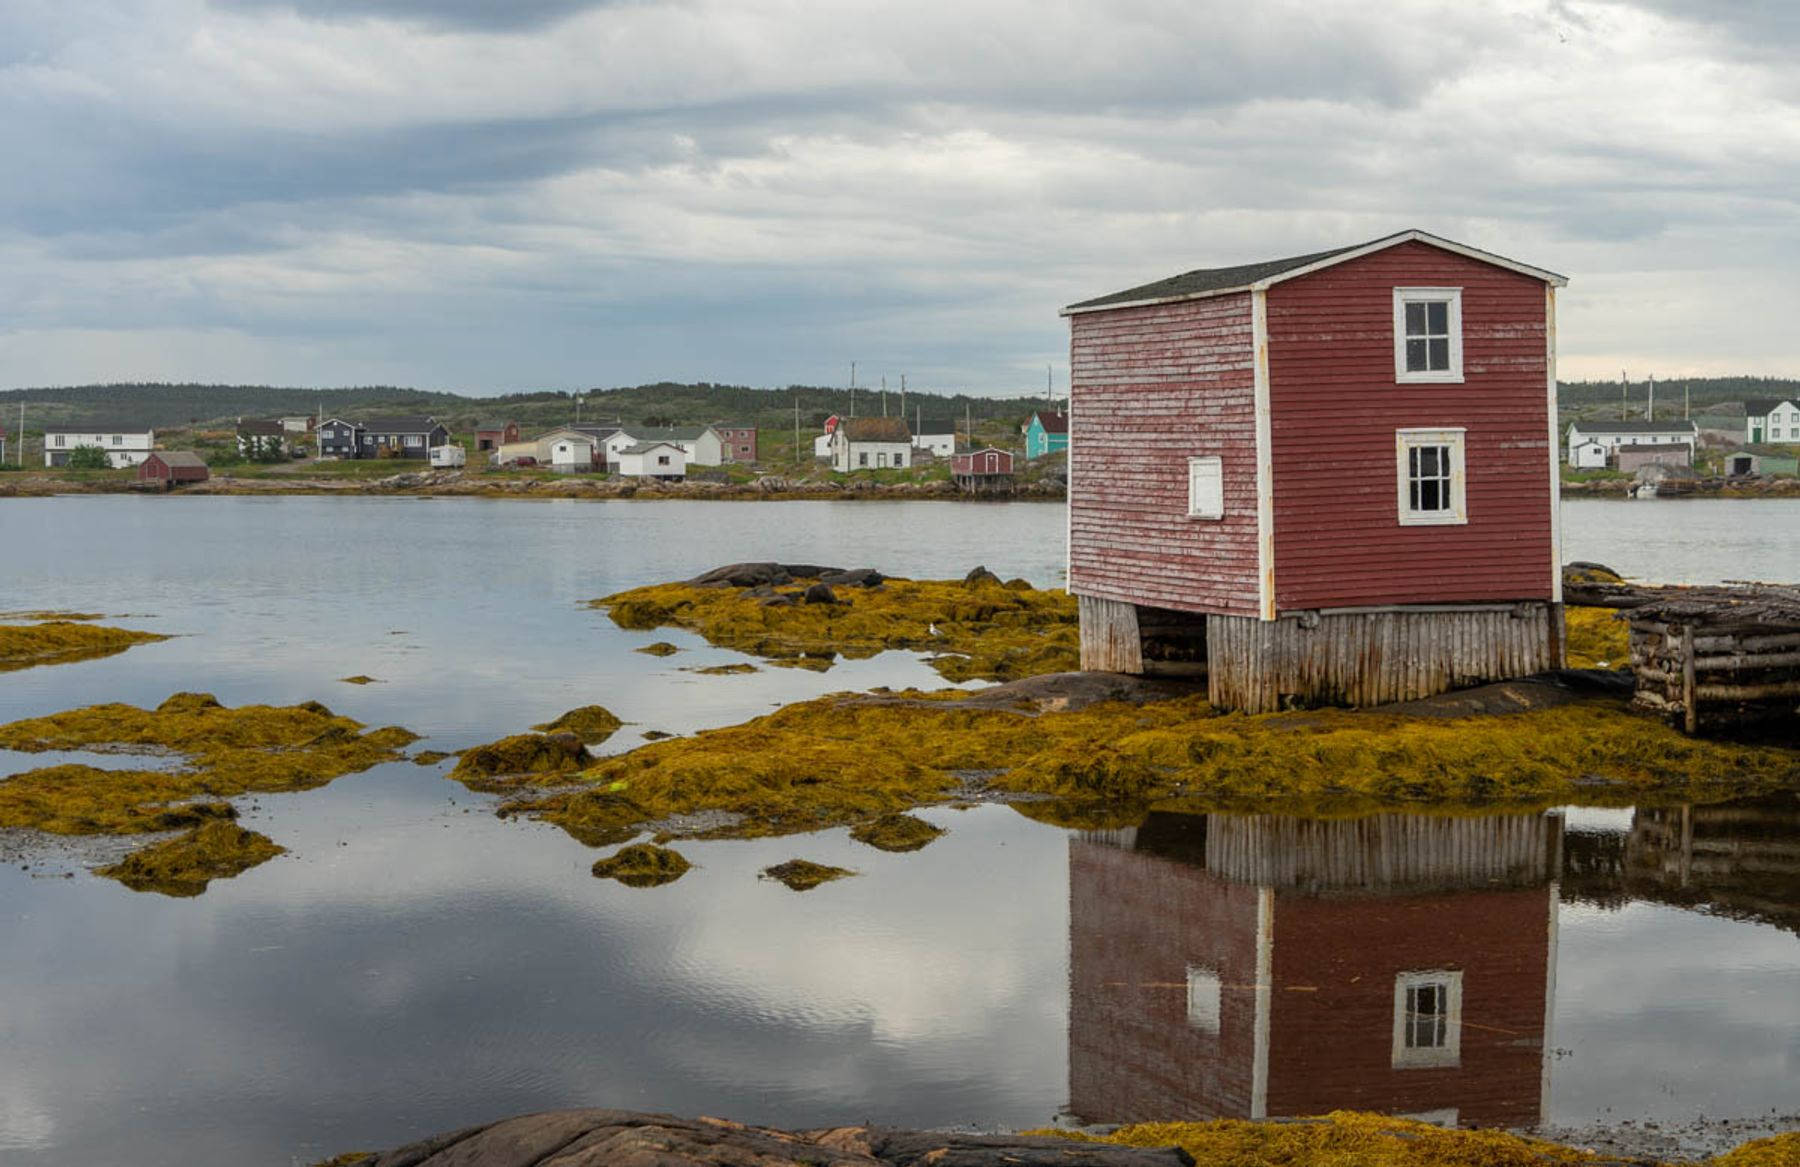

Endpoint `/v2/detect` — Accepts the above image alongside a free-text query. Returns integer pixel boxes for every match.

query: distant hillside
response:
[0,381,1054,432]
[1558,376,1800,417]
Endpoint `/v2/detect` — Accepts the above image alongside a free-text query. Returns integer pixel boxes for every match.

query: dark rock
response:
[686,562,848,588]
[803,583,838,605]
[355,1109,1194,1167]
[760,596,795,608]
[818,568,885,588]
[963,565,1002,588]
[744,584,776,598]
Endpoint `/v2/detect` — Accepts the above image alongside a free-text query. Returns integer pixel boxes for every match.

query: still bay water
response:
[0,496,1796,1165]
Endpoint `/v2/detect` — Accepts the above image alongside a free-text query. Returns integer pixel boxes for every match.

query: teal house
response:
[1025,411,1069,459]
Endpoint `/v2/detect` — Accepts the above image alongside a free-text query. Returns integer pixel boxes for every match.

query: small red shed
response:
[137,450,209,486]
[1063,230,1568,711]
[951,446,1015,494]
[475,421,520,452]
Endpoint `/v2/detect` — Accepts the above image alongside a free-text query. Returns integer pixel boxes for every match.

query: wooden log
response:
[1693,680,1800,701]
[1682,624,1698,735]
[1693,632,1800,654]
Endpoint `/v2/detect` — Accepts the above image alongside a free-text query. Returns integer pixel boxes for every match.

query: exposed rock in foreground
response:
[332,1109,1192,1166]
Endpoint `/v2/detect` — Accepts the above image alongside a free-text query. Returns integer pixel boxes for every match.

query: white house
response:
[813,415,841,459]
[1743,398,1800,445]
[1569,438,1607,469]
[832,416,912,472]
[615,440,687,480]
[1565,420,1697,467]
[912,416,957,457]
[538,428,601,471]
[43,425,155,468]
[603,425,723,468]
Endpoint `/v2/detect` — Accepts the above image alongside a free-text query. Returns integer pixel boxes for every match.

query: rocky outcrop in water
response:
[342,1109,1192,1166]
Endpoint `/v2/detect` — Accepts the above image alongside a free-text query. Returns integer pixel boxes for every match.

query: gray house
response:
[317,415,450,460]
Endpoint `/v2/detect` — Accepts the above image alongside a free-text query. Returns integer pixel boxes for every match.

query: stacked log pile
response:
[1624,587,1800,733]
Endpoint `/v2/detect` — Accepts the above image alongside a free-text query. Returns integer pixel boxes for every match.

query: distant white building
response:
[538,428,601,471]
[603,425,723,467]
[1565,420,1696,467]
[43,425,155,468]
[832,416,912,472]
[813,415,841,459]
[1743,398,1800,445]
[615,440,688,480]
[1569,438,1607,469]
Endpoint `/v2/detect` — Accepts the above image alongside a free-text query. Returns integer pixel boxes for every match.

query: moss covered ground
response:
[97,820,286,896]
[1565,606,1630,670]
[591,842,691,886]
[850,813,945,852]
[0,693,416,836]
[595,574,1078,681]
[762,859,855,890]
[531,705,624,740]
[1041,1113,1800,1167]
[473,684,1800,848]
[0,620,168,672]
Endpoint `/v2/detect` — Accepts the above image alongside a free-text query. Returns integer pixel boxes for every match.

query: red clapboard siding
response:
[1268,241,1553,610]
[1069,293,1261,617]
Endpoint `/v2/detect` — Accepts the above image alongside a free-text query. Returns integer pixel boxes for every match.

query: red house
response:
[474,421,520,453]
[137,450,209,486]
[1063,230,1568,711]
[1069,811,1560,1129]
[714,422,759,463]
[951,446,1014,493]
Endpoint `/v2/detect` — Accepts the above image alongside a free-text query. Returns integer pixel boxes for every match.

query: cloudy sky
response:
[1,0,1796,396]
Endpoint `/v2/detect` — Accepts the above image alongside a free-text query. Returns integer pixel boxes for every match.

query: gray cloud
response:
[210,0,627,32]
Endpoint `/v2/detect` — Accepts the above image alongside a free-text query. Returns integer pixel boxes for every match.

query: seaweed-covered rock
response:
[156,691,221,714]
[963,565,1002,588]
[849,813,944,852]
[531,705,624,741]
[762,859,855,890]
[448,733,591,789]
[98,820,285,897]
[635,641,681,657]
[802,583,838,605]
[591,843,690,887]
[0,621,169,673]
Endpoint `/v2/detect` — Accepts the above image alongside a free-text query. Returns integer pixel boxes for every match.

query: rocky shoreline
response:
[0,469,1065,502]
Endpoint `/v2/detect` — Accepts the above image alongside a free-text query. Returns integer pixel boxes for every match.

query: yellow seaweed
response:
[0,621,168,672]
[97,820,285,897]
[762,859,855,890]
[1565,606,1629,670]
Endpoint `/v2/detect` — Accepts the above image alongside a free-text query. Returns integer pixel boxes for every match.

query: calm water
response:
[0,496,1795,1165]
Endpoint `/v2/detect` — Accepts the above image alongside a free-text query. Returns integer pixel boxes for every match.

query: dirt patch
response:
[594,569,1078,682]
[97,820,285,897]
[0,621,169,672]
[591,843,691,887]
[762,859,855,890]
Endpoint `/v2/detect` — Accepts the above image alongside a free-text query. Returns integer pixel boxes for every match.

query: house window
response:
[895,453,905,467]
[657,455,670,466]
[1187,455,1223,519]
[53,435,65,447]
[406,435,422,447]
[1392,970,1463,1068]
[1185,965,1222,1034]
[859,452,869,467]
[111,435,122,446]
[1396,428,1468,526]
[1393,288,1464,383]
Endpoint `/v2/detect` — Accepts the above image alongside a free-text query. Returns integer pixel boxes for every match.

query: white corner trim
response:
[1547,286,1564,604]
[1393,287,1465,384]
[1250,886,1274,1119]
[1252,290,1276,621]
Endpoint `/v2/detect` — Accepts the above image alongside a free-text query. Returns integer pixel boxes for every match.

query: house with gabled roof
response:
[317,415,449,459]
[1062,229,1568,712]
[1025,411,1068,459]
[42,424,155,468]
[831,416,912,472]
[1563,420,1696,467]
[602,425,723,467]
[1743,399,1800,446]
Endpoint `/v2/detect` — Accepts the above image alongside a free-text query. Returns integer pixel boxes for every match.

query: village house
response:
[474,421,521,452]
[602,425,724,468]
[1615,443,1691,473]
[813,415,841,459]
[913,416,957,457]
[615,440,687,480]
[713,422,759,463]
[1063,229,1568,712]
[831,416,912,471]
[1742,398,1800,445]
[42,424,155,468]
[537,427,602,471]
[137,450,209,487]
[236,419,287,458]
[951,446,1015,493]
[1024,411,1069,459]
[277,415,316,435]
[316,416,450,459]
[1563,420,1697,467]
[1069,810,1559,1127]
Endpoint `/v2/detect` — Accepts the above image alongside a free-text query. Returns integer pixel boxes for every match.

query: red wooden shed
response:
[1063,230,1568,711]
[137,450,209,486]
[951,446,1015,494]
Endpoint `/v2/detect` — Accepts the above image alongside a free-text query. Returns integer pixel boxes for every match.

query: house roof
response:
[1063,229,1569,315]
[620,425,710,442]
[914,418,956,435]
[712,421,755,430]
[1569,421,1698,436]
[151,450,207,468]
[619,441,685,455]
[237,419,283,435]
[1615,443,1691,454]
[569,425,619,440]
[475,421,513,432]
[841,417,912,442]
[362,415,439,433]
[43,423,152,434]
[537,428,598,444]
[1033,412,1069,435]
[1744,399,1797,418]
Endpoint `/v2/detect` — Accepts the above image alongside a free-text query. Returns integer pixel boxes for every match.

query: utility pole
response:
[1647,374,1655,421]
[793,393,800,470]
[899,373,906,420]
[849,362,857,418]
[964,400,973,453]
[1684,382,1690,420]
[881,375,887,418]
[1620,370,1628,421]
[1047,364,1053,413]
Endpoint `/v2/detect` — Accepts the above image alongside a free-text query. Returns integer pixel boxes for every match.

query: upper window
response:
[1187,455,1223,519]
[1396,428,1468,526]
[1393,288,1464,383]
[1392,970,1463,1069]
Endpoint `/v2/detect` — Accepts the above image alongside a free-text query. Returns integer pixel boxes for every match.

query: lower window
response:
[1392,969,1463,1068]
[1396,428,1468,526]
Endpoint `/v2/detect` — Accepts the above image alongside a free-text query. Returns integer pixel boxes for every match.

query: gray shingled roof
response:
[1569,421,1697,435]
[151,450,208,468]
[1744,398,1797,418]
[914,418,957,435]
[842,416,912,442]
[618,441,685,456]
[1066,244,1362,312]
[621,425,709,442]
[362,415,440,433]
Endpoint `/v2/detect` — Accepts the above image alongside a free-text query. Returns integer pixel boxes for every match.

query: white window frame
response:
[1396,428,1468,526]
[1392,970,1463,1069]
[1185,964,1222,1033]
[1187,455,1224,520]
[1393,287,1464,384]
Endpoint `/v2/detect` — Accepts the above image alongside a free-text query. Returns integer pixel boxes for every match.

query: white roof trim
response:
[1061,229,1568,317]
